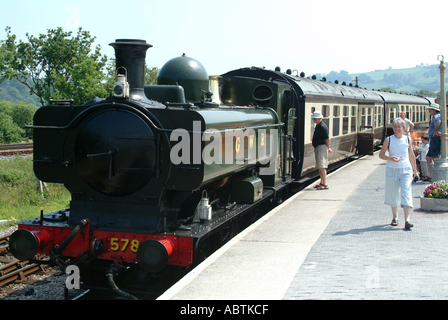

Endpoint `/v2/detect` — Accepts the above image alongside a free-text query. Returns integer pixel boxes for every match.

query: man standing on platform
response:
[312,111,333,190]
[400,112,414,136]
[426,104,442,181]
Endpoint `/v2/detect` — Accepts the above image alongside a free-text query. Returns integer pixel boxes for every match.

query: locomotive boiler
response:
[9,39,293,292]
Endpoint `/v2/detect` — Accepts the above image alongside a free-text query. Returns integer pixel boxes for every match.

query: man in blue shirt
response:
[426,104,441,180]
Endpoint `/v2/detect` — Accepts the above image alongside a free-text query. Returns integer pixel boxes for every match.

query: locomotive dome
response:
[158,54,209,103]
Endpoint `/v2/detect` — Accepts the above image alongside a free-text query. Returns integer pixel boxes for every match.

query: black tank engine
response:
[9,39,290,288]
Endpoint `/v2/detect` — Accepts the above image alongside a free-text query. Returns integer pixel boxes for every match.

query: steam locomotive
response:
[8,39,431,296]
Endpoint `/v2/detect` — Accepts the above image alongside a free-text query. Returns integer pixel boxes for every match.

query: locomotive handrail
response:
[25,125,69,129]
[165,102,195,108]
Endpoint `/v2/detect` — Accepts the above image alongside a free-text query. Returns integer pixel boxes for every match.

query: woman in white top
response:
[379,118,419,229]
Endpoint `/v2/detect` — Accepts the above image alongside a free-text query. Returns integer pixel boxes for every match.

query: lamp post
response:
[432,55,448,182]
[438,55,447,158]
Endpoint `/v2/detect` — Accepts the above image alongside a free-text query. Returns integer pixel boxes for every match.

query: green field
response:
[323,63,444,95]
[0,156,71,231]
[352,64,442,93]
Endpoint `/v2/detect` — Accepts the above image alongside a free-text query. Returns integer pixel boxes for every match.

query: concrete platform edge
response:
[158,154,383,300]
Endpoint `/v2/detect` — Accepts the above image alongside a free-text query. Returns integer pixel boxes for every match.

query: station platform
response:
[158,153,448,300]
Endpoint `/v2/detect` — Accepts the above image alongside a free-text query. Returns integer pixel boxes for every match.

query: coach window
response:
[322,105,330,117]
[333,105,340,136]
[389,107,395,124]
[378,106,382,127]
[310,107,316,138]
[373,107,378,128]
[343,106,349,134]
[361,108,366,127]
[351,106,356,132]
[367,108,372,127]
[322,105,330,134]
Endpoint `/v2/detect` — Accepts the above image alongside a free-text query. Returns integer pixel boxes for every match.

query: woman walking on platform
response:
[379,118,419,229]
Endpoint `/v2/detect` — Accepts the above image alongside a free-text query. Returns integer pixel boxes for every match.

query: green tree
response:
[0,101,36,142]
[0,112,23,143]
[145,66,159,85]
[0,26,108,106]
[379,87,397,93]
[106,59,159,88]
[414,89,438,97]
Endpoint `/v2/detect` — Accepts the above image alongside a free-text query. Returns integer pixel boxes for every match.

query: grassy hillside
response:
[0,156,70,231]
[0,79,40,106]
[321,64,445,95]
[353,64,442,93]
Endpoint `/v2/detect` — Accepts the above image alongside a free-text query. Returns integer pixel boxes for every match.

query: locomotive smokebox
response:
[109,39,153,101]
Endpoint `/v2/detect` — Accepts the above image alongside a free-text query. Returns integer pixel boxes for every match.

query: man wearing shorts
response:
[312,111,333,190]
[400,112,414,136]
[426,104,441,180]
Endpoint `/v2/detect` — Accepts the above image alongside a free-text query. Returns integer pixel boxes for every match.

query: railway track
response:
[0,142,33,156]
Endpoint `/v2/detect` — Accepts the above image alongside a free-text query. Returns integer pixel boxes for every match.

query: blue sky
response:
[2,0,448,78]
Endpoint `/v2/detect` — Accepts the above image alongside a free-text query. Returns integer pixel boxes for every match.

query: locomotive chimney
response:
[109,39,153,102]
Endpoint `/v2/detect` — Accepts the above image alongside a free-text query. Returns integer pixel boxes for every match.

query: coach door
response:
[281,89,296,181]
[357,104,374,155]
